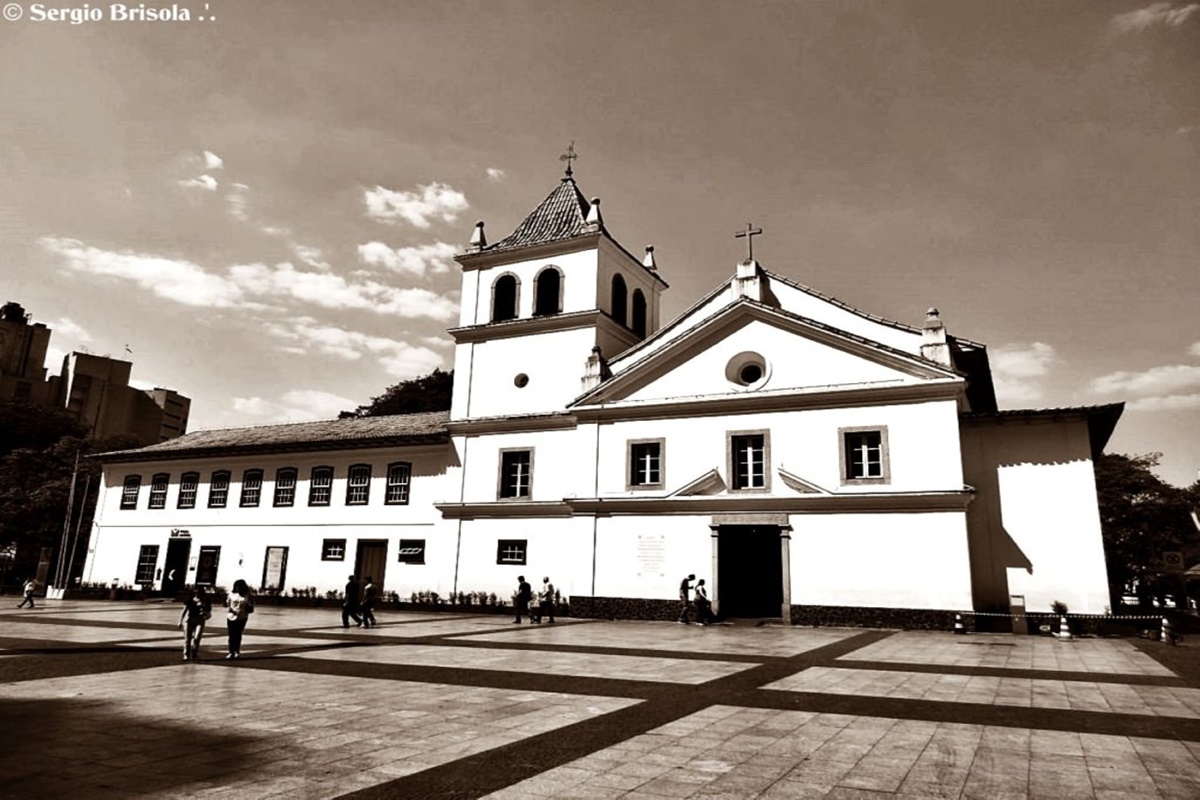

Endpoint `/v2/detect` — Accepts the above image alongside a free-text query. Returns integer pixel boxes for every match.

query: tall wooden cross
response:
[734,222,763,261]
[560,141,579,177]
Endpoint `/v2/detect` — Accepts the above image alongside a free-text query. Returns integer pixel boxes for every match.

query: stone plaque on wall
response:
[637,533,666,578]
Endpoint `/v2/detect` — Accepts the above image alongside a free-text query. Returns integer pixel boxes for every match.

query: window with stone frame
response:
[498,449,533,499]
[627,439,664,489]
[840,426,890,484]
[728,431,769,491]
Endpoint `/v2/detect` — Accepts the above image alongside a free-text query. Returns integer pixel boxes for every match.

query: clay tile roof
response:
[483,178,593,253]
[96,410,450,462]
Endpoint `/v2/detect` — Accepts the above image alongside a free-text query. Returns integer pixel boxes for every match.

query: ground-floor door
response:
[717,525,783,618]
[261,546,288,593]
[355,540,388,592]
[162,538,191,595]
[195,545,220,586]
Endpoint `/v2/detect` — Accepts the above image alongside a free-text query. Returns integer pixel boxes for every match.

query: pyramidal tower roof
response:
[481,176,595,254]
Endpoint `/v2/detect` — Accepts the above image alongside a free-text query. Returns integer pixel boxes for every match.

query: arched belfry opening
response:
[492,274,519,322]
[611,274,628,326]
[631,289,647,338]
[534,267,563,316]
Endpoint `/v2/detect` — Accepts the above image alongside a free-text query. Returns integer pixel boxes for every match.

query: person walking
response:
[360,576,377,628]
[694,579,714,625]
[677,574,696,624]
[537,576,556,624]
[342,574,362,628]
[178,587,212,661]
[16,577,37,609]
[514,576,532,624]
[225,579,254,659]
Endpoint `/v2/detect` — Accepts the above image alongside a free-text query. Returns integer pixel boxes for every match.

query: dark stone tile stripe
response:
[823,658,1188,687]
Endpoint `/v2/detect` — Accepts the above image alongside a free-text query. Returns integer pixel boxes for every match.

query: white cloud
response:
[1189,341,1200,357]
[990,342,1056,404]
[1110,2,1200,34]
[364,182,469,228]
[357,241,457,278]
[486,167,506,182]
[232,389,359,422]
[292,244,329,270]
[1128,394,1200,411]
[40,237,249,309]
[1090,364,1200,396]
[263,318,444,377]
[178,174,219,192]
[50,317,92,342]
[203,151,224,170]
[228,262,458,321]
[227,183,250,221]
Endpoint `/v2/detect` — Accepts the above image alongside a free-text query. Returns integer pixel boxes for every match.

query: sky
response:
[1,0,1198,486]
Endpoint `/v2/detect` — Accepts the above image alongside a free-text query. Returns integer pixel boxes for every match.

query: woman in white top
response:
[225,579,254,659]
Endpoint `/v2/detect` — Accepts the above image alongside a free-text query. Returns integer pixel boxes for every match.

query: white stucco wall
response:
[790,512,974,609]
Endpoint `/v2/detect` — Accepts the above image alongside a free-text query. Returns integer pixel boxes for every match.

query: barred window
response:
[148,473,169,509]
[397,538,425,564]
[496,539,527,565]
[177,472,199,509]
[208,471,230,508]
[274,467,297,507]
[386,462,411,505]
[120,475,141,510]
[240,469,263,507]
[309,466,333,506]
[322,539,346,561]
[346,464,371,505]
[135,545,159,584]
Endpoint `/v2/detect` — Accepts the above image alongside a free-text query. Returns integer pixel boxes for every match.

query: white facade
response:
[85,174,1120,621]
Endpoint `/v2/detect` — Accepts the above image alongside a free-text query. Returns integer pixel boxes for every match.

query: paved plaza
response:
[1,601,1198,799]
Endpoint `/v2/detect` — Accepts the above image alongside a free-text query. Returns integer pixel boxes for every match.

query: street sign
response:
[1163,551,1184,572]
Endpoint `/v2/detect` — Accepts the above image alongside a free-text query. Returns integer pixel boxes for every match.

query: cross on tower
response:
[560,141,579,177]
[734,222,763,262]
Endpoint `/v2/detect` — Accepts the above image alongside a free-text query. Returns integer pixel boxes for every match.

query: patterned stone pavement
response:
[1,600,1198,799]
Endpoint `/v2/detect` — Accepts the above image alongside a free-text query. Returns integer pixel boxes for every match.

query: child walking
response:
[178,587,211,661]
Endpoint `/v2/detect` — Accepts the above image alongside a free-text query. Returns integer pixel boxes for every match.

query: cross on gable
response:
[734,222,763,262]
[560,141,579,177]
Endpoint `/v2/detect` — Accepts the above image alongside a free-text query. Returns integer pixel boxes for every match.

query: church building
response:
[84,167,1122,626]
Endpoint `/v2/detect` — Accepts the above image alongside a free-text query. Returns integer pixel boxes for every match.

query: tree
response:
[1095,453,1200,607]
[339,369,454,418]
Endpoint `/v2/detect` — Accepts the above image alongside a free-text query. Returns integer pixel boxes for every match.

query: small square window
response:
[627,439,664,489]
[498,449,533,499]
[346,464,371,505]
[178,472,199,509]
[496,539,527,565]
[322,539,347,561]
[148,473,169,510]
[397,539,425,564]
[208,471,230,508]
[386,462,411,505]
[134,544,158,584]
[240,469,263,507]
[120,475,141,510]
[309,466,333,506]
[840,427,890,485]
[273,468,297,507]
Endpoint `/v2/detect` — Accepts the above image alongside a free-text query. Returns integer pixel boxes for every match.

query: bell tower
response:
[449,164,667,421]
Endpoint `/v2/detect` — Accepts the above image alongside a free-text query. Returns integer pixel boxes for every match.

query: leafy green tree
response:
[1095,453,1200,607]
[339,369,454,418]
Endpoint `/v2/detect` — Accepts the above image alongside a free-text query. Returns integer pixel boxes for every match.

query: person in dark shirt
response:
[514,576,532,624]
[342,575,362,628]
[678,574,696,624]
[360,576,378,628]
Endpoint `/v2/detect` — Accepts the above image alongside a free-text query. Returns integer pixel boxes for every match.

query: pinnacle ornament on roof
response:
[560,141,579,179]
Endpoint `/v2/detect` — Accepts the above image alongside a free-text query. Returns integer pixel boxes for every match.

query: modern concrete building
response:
[0,301,53,404]
[85,172,1120,625]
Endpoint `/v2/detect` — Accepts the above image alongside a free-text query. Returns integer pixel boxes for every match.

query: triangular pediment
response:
[575,300,960,407]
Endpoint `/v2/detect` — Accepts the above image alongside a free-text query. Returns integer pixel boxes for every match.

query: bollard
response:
[1162,616,1176,646]
[1057,615,1072,640]
[953,613,966,635]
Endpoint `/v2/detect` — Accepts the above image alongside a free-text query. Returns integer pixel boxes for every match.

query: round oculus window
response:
[725,351,769,389]
[514,373,530,388]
